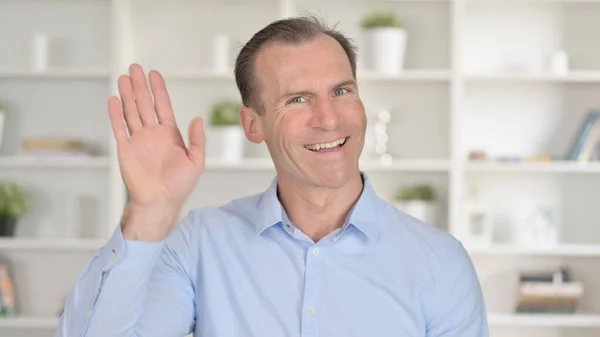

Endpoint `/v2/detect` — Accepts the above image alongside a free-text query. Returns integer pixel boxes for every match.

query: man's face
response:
[242,34,366,189]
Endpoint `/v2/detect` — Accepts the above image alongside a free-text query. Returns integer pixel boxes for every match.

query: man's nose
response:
[310,98,339,131]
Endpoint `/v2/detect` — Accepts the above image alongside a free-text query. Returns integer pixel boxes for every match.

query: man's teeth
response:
[304,138,346,151]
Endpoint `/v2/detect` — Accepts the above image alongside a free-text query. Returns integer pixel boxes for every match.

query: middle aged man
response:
[56,15,489,337]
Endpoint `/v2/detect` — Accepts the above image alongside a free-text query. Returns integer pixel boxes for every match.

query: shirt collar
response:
[254,172,386,240]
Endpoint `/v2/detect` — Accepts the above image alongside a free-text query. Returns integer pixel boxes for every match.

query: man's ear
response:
[240,105,265,144]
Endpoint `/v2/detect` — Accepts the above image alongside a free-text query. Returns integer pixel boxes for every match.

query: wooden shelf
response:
[488,313,600,327]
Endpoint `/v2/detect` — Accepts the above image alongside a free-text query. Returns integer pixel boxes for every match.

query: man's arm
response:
[55,214,196,337]
[423,238,489,337]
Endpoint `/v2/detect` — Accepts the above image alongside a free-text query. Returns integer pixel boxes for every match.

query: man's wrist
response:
[120,202,180,242]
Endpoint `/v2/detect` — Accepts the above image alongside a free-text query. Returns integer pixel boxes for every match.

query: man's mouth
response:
[304,137,348,152]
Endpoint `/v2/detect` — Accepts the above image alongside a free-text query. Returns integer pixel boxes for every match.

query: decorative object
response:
[32,33,49,72]
[0,101,5,151]
[549,50,569,76]
[0,262,17,317]
[393,184,438,226]
[518,206,558,249]
[212,34,230,73]
[374,109,392,165]
[361,11,407,75]
[0,182,29,237]
[209,99,244,162]
[461,185,493,248]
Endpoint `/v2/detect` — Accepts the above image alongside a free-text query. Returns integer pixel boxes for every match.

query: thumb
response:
[187,117,206,169]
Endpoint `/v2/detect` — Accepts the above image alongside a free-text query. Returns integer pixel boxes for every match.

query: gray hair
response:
[234,14,358,115]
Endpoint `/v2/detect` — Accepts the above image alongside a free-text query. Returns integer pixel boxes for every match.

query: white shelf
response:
[466,161,600,173]
[204,158,449,172]
[360,158,450,172]
[0,316,59,329]
[161,69,451,82]
[0,156,111,169]
[0,238,106,251]
[465,72,600,83]
[468,244,600,256]
[488,313,600,327]
[0,68,110,80]
[358,70,451,82]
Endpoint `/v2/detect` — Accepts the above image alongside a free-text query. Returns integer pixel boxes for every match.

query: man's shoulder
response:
[384,205,471,267]
[175,191,266,237]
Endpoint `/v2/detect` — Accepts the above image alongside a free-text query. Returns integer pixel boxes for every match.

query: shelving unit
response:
[0,0,599,336]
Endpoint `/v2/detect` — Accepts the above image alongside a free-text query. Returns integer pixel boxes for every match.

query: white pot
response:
[0,110,5,150]
[363,28,407,75]
[395,200,437,226]
[213,126,245,162]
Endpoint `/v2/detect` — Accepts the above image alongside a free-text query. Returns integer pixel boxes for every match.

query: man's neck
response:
[276,171,364,242]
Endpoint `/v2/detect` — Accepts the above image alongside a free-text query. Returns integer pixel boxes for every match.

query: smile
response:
[304,137,348,152]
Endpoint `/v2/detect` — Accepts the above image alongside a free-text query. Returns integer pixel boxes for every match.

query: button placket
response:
[300,245,322,336]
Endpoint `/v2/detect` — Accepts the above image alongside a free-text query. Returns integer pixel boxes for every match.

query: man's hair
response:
[234,14,358,115]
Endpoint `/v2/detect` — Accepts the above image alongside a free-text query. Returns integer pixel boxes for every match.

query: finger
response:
[107,96,129,143]
[149,70,177,125]
[187,117,206,171]
[129,63,157,125]
[118,75,141,135]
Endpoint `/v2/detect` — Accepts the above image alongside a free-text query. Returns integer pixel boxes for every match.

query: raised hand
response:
[107,64,206,241]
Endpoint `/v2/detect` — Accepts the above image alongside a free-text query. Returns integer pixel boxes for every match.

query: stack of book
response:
[21,137,92,157]
[516,268,583,314]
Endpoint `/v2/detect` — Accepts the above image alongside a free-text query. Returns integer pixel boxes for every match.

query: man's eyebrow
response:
[277,79,358,103]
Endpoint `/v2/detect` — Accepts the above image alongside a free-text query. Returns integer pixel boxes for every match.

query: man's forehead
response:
[254,37,352,92]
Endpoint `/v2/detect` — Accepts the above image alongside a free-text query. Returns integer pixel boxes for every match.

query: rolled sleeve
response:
[103,224,166,274]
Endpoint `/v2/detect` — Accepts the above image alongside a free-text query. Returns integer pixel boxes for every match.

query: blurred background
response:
[0,0,600,336]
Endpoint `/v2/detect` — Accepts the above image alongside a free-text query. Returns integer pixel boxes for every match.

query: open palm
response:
[107,64,206,209]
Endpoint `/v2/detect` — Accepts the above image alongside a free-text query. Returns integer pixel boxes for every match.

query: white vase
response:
[395,200,437,226]
[0,109,5,150]
[363,28,407,75]
[213,126,245,162]
[212,34,230,73]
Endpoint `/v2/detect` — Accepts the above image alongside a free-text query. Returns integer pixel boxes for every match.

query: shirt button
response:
[307,306,315,314]
[85,306,91,315]
[112,250,119,260]
[312,248,320,256]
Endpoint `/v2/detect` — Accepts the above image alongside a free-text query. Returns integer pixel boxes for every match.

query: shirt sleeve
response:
[55,214,197,337]
[423,238,490,337]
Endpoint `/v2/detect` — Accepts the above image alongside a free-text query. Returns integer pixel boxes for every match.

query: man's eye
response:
[334,88,349,96]
[289,96,306,104]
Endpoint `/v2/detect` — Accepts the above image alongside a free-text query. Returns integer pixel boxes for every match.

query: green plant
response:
[210,99,242,126]
[0,182,30,219]
[395,184,436,202]
[360,11,403,29]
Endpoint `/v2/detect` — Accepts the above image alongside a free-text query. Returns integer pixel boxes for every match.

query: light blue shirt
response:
[55,173,489,337]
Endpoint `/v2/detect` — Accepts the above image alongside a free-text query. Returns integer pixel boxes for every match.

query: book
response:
[567,111,600,161]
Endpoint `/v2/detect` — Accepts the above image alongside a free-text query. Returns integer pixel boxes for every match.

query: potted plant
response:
[393,184,437,226]
[360,11,407,75]
[209,99,244,162]
[0,182,30,237]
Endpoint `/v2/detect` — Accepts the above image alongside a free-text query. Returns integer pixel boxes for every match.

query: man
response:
[56,15,488,337]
